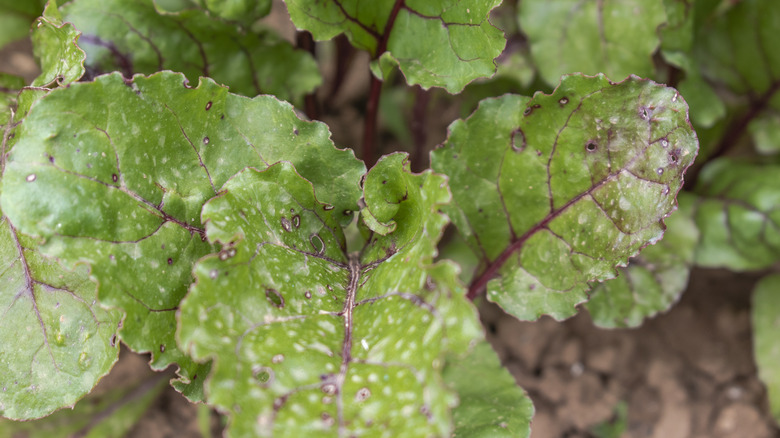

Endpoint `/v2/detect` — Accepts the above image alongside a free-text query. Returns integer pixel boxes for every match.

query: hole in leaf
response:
[511,127,526,153]
[585,141,597,152]
[292,214,301,228]
[265,288,285,308]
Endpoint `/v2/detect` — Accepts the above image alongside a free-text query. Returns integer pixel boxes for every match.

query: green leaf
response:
[61,0,321,102]
[0,73,24,126]
[0,214,121,420]
[0,370,167,436]
[431,74,698,321]
[443,340,533,438]
[178,155,481,437]
[586,192,698,328]
[752,274,780,421]
[692,159,780,271]
[519,0,666,87]
[194,0,272,26]
[285,0,506,93]
[0,71,363,400]
[748,112,780,155]
[30,0,86,87]
[0,0,46,49]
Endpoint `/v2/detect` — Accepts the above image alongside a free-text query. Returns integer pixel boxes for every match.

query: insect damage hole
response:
[585,141,598,152]
[510,127,526,153]
[252,366,274,387]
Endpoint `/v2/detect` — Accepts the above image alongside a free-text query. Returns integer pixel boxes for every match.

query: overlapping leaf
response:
[752,274,780,421]
[443,341,533,438]
[0,220,120,420]
[178,155,481,437]
[192,0,272,26]
[586,193,698,328]
[61,0,320,102]
[0,369,167,435]
[285,0,505,93]
[1,71,363,402]
[432,74,697,321]
[30,0,85,88]
[692,159,780,270]
[519,0,666,87]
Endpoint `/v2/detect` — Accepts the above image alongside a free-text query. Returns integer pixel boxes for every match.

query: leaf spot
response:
[280,216,292,232]
[291,214,301,228]
[355,387,371,402]
[111,173,118,182]
[321,383,337,395]
[265,288,285,308]
[272,354,284,364]
[321,412,335,427]
[293,128,299,136]
[657,168,664,175]
[26,174,36,182]
[252,366,273,386]
[205,101,212,111]
[209,269,219,279]
[323,204,334,211]
[203,136,210,145]
[523,103,541,116]
[559,97,569,106]
[160,344,166,353]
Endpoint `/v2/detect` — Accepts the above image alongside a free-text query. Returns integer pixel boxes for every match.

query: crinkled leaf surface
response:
[0,74,24,126]
[285,0,506,93]
[519,0,666,87]
[0,0,45,49]
[1,71,363,400]
[586,192,698,328]
[178,155,481,437]
[30,0,85,87]
[0,369,166,436]
[61,0,320,102]
[443,340,533,438]
[752,274,780,421]
[692,159,780,271]
[0,218,120,420]
[431,74,697,321]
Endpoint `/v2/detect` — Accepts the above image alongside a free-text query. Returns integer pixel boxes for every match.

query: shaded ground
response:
[484,268,780,437]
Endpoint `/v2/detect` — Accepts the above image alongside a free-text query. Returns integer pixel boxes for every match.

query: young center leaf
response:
[431,74,698,321]
[30,0,86,88]
[519,0,666,87]
[1,71,364,400]
[178,155,483,437]
[285,0,506,93]
[61,0,320,102]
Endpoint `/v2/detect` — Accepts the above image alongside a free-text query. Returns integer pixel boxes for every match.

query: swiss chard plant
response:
[0,0,778,436]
